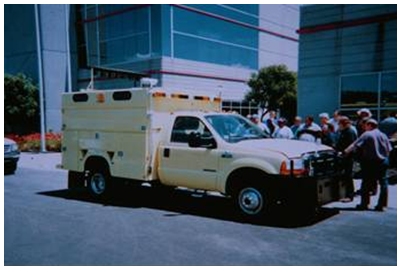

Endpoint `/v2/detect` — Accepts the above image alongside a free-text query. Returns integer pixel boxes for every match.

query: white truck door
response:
[158,116,219,191]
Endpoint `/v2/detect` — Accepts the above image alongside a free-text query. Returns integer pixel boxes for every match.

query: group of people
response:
[248,108,396,212]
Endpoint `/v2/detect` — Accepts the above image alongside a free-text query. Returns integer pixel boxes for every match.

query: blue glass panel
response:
[99,8,148,41]
[174,33,257,69]
[159,5,172,56]
[341,74,379,108]
[186,4,258,26]
[226,4,258,15]
[381,72,396,107]
[98,4,129,15]
[173,7,258,49]
[100,34,149,64]
[150,5,162,57]
[86,21,98,66]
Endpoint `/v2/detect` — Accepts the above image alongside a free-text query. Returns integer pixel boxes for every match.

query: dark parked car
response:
[4,138,20,174]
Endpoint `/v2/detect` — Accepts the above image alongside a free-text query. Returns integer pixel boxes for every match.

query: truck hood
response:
[234,139,333,159]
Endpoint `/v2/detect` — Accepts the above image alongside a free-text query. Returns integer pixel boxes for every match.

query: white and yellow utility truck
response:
[61,83,346,219]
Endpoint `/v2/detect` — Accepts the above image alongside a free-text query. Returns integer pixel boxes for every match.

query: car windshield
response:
[205,114,269,143]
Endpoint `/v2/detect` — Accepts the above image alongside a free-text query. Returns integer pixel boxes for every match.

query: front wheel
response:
[235,184,269,219]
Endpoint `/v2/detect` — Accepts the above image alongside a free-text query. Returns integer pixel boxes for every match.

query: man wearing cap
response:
[273,118,294,139]
[320,112,336,147]
[344,118,392,211]
[356,108,372,136]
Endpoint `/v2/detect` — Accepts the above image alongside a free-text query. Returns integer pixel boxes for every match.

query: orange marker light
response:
[96,93,105,103]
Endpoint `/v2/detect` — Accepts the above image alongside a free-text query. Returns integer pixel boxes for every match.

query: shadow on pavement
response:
[38,185,339,228]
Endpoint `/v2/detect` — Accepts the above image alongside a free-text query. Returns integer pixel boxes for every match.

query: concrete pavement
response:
[18,152,64,172]
[17,152,397,210]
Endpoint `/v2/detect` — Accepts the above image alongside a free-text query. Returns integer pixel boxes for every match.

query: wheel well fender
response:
[225,167,270,196]
[84,155,110,173]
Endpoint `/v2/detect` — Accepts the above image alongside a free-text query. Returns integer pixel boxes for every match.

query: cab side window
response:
[171,117,211,143]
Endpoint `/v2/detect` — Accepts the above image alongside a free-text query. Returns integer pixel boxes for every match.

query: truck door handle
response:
[221,151,233,159]
[163,148,170,158]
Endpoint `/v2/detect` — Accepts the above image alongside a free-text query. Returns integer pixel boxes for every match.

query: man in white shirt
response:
[252,114,270,135]
[297,115,322,143]
[273,118,294,139]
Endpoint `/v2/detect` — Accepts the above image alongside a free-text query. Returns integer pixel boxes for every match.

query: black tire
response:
[68,171,85,189]
[234,182,269,220]
[87,166,111,199]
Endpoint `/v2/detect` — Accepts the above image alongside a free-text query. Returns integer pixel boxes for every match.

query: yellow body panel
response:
[61,88,221,182]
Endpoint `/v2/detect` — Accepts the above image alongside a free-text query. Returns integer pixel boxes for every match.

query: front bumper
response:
[5,151,20,162]
[4,152,20,168]
[269,174,346,208]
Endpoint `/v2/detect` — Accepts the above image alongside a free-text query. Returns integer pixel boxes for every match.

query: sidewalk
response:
[19,152,64,172]
[326,179,397,210]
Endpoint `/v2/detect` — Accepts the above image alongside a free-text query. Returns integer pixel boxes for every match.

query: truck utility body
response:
[62,87,346,218]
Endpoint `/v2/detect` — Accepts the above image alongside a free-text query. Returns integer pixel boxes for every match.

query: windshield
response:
[205,114,269,143]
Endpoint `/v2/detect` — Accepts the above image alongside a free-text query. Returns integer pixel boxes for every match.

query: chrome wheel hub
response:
[90,173,106,195]
[238,187,263,215]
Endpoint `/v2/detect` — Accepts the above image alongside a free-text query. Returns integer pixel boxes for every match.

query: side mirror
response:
[188,132,217,149]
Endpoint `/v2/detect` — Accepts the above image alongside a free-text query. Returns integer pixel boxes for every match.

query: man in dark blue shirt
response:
[345,119,392,211]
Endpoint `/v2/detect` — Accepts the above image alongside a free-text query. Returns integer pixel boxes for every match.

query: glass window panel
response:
[340,74,379,108]
[100,34,149,64]
[171,117,210,143]
[174,8,258,49]
[226,4,258,15]
[174,33,257,69]
[99,8,148,42]
[379,108,397,119]
[222,101,231,108]
[381,72,396,107]
[186,4,259,26]
[98,4,129,16]
[86,21,98,66]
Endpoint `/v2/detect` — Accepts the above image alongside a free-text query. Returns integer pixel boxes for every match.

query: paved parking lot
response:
[4,153,397,265]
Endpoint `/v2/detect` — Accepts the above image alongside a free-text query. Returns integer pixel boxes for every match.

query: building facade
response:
[5,4,299,133]
[297,4,396,120]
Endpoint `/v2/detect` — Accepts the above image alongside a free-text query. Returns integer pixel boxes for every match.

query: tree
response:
[4,73,40,134]
[245,65,297,120]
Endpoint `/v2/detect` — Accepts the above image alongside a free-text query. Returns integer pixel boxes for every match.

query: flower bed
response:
[5,133,62,152]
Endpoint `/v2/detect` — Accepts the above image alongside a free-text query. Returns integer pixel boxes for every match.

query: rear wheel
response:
[87,165,111,199]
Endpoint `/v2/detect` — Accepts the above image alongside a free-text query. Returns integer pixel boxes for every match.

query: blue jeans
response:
[360,158,389,208]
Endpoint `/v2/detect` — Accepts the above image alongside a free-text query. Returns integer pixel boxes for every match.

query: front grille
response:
[304,151,341,177]
[4,144,11,153]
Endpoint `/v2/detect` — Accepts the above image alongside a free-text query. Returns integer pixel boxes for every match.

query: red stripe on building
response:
[78,69,248,84]
[297,12,397,34]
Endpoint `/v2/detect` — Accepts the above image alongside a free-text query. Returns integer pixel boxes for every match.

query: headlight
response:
[280,158,306,177]
[10,143,19,152]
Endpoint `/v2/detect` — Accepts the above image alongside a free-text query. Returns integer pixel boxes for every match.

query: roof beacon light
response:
[140,78,158,88]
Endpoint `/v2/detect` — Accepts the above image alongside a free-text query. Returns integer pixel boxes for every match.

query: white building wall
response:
[258,4,299,71]
[161,57,251,101]
[39,4,69,132]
